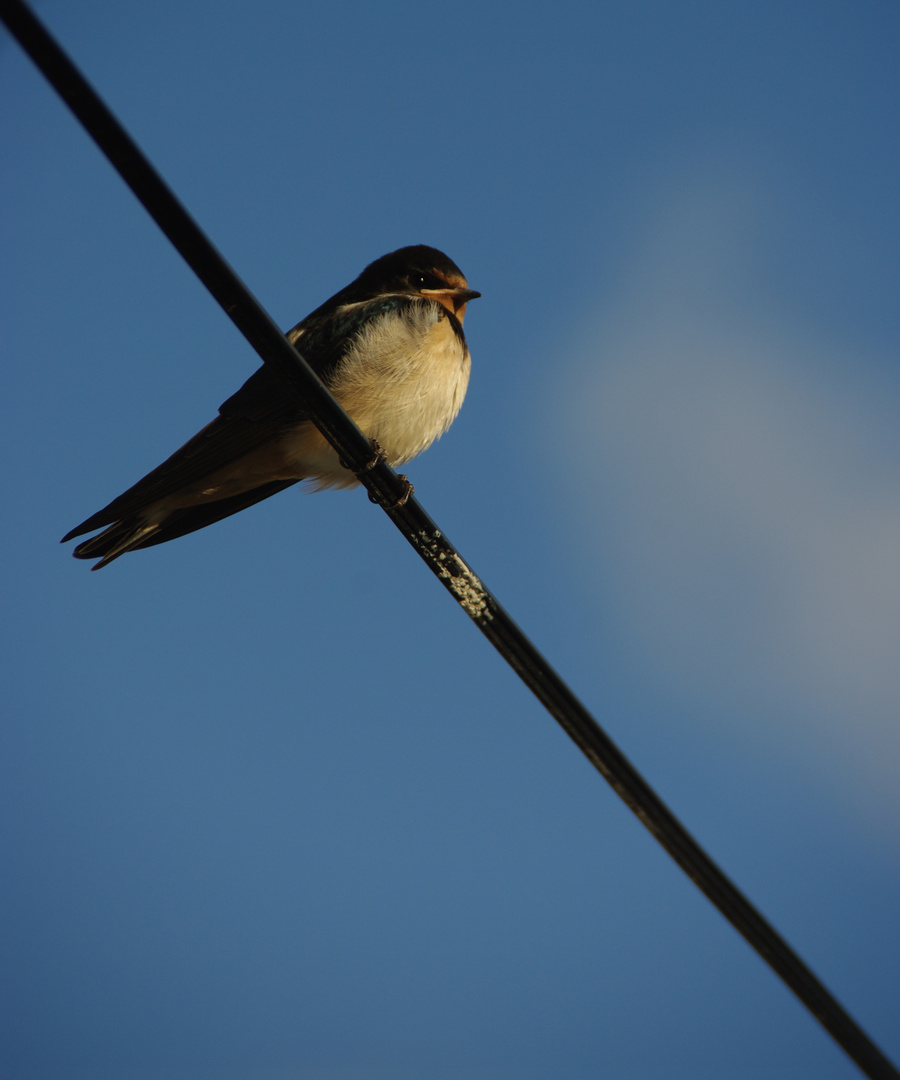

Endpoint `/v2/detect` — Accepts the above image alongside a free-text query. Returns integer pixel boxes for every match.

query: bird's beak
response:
[420,286,482,320]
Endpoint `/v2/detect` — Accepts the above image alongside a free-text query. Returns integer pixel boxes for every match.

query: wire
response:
[2,2,896,1077]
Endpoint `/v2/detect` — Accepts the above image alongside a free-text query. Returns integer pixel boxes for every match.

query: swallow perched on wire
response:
[62,245,480,570]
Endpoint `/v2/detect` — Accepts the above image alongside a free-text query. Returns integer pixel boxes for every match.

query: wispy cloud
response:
[557,164,900,825]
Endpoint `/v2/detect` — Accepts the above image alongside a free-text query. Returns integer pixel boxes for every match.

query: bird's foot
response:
[362,439,388,472]
[368,474,414,510]
[339,438,387,475]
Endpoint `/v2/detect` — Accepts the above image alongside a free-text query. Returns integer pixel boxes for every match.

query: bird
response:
[62,245,480,570]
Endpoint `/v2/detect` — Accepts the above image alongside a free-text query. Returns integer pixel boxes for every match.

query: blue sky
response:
[2,3,899,1079]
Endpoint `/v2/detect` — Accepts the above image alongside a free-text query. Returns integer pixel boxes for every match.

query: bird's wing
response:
[71,478,302,560]
[62,374,301,540]
[63,295,418,541]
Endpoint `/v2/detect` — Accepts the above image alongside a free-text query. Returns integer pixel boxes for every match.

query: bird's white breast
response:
[281,300,470,489]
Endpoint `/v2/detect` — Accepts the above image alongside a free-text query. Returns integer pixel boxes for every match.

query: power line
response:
[2,2,896,1077]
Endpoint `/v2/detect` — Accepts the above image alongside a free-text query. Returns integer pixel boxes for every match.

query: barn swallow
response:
[62,245,479,569]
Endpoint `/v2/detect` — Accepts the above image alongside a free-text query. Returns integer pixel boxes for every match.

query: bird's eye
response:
[412,271,445,291]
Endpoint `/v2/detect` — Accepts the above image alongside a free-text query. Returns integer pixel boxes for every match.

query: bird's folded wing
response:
[63,367,304,540]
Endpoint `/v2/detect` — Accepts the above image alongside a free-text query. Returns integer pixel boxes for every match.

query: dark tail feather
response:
[62,510,114,544]
[65,479,301,569]
[73,522,163,570]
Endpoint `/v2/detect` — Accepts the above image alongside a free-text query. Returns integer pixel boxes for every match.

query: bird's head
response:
[356,245,481,322]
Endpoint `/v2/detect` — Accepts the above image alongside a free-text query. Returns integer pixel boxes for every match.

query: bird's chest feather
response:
[327,302,470,465]
[279,300,470,488]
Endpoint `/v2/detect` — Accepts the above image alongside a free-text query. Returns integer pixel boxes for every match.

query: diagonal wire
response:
[2,2,897,1078]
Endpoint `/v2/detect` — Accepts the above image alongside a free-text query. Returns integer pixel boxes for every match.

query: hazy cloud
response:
[558,166,900,823]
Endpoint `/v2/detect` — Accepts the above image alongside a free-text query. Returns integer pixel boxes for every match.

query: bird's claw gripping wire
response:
[360,438,388,473]
[369,474,414,510]
[339,440,414,510]
[340,437,387,475]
